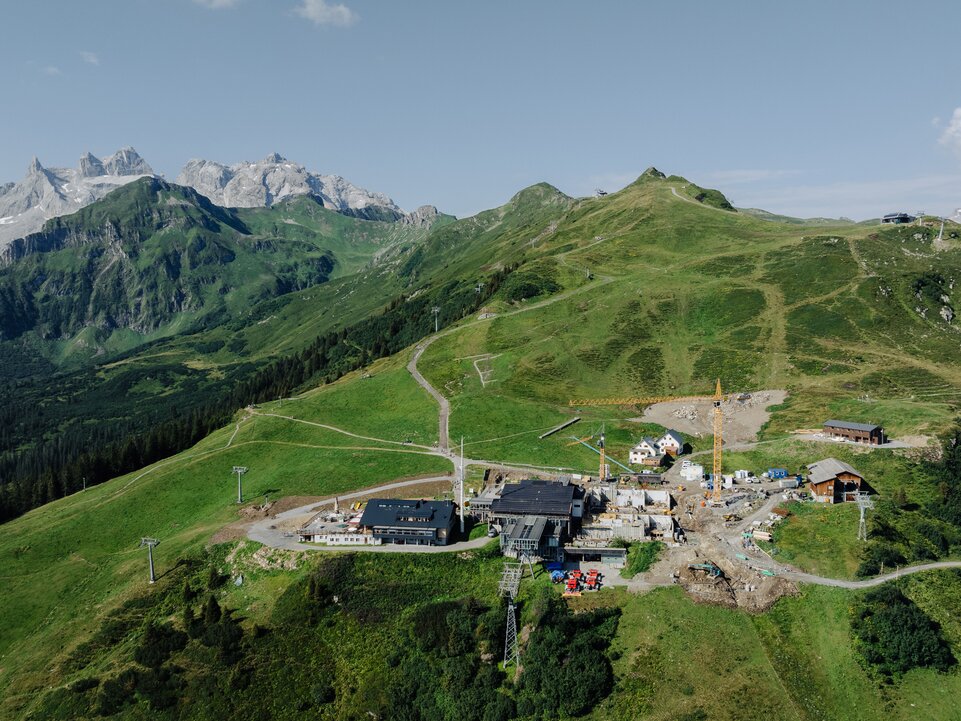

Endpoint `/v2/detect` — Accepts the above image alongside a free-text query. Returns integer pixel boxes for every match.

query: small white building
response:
[680,463,704,482]
[629,438,661,464]
[657,430,685,456]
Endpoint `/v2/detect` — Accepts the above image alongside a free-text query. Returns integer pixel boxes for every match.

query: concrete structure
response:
[357,498,457,545]
[823,420,886,445]
[807,458,868,504]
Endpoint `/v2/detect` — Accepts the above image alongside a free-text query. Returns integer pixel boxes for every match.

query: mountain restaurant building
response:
[358,499,456,546]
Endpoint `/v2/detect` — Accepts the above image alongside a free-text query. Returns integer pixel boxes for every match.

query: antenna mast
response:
[458,436,465,534]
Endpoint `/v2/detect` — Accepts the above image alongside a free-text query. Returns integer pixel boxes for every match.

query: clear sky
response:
[2,0,960,220]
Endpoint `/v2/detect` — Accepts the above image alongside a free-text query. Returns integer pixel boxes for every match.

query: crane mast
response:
[569,379,726,502]
[598,429,606,481]
[712,379,723,503]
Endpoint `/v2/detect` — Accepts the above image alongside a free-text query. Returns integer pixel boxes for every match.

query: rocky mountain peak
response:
[103,147,152,176]
[176,154,405,220]
[0,147,156,250]
[78,152,105,178]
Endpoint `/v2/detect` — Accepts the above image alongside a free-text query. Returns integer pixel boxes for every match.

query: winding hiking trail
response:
[784,562,961,589]
[408,343,451,452]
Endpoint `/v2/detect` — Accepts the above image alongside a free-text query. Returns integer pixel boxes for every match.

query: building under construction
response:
[488,479,584,561]
[473,476,677,567]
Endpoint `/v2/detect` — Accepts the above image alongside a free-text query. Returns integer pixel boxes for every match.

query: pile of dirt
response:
[678,555,798,612]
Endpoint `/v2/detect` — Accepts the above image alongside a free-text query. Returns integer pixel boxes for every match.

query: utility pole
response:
[431,306,440,333]
[459,437,465,534]
[82,476,86,492]
[232,466,249,504]
[856,492,874,542]
[139,538,160,583]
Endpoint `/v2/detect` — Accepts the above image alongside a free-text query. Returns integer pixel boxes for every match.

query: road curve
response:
[783,561,961,589]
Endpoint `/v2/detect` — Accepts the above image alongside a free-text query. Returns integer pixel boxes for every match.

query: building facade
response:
[807,458,867,503]
[358,498,456,545]
[823,420,886,445]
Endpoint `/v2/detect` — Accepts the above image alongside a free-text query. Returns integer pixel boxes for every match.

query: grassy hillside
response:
[3,170,961,718]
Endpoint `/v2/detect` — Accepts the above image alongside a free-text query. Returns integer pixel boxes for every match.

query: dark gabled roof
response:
[490,480,578,517]
[807,458,863,485]
[824,419,882,433]
[660,430,684,446]
[359,498,455,530]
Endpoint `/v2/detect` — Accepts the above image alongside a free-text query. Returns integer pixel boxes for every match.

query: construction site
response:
[267,379,881,617]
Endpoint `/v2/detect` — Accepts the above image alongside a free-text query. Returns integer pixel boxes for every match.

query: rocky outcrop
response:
[176,153,404,220]
[401,205,442,227]
[0,148,155,249]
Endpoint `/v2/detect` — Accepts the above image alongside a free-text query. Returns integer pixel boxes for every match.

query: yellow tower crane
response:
[569,379,728,503]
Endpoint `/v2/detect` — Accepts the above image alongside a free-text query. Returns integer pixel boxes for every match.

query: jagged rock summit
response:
[177,153,406,222]
[0,148,155,249]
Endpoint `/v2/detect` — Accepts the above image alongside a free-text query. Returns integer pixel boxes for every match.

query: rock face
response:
[401,205,441,227]
[177,153,405,221]
[0,147,154,249]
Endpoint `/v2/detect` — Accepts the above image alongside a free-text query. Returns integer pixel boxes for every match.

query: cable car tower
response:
[499,562,523,666]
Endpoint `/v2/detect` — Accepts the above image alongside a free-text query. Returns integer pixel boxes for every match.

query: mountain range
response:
[0,149,439,250]
[3,166,961,721]
[0,147,153,247]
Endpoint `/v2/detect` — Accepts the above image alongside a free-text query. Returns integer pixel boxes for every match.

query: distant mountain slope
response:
[0,177,443,365]
[0,147,154,248]
[177,152,410,222]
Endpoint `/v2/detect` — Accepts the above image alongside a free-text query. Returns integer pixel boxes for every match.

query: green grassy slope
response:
[0,356,451,717]
[3,170,961,718]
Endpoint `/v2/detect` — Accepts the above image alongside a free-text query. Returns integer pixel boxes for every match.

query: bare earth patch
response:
[634,390,788,445]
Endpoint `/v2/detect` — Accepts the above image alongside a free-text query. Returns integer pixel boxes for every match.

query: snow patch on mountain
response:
[0,148,154,249]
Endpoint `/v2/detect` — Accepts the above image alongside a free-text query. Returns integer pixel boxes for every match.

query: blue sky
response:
[2,0,960,219]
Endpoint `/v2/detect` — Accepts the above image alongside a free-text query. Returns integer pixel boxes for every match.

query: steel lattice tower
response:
[499,562,523,666]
